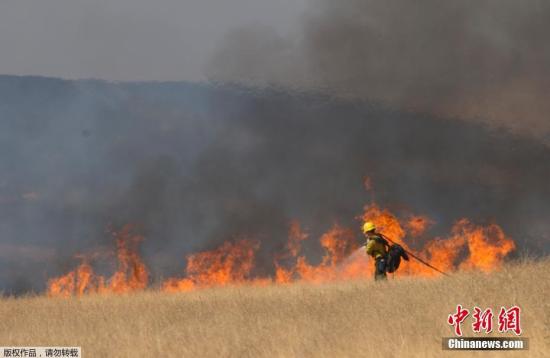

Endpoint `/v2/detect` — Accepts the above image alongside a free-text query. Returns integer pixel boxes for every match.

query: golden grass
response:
[1,258,548,357]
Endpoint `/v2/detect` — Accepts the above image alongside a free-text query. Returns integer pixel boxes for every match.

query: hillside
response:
[1,75,550,294]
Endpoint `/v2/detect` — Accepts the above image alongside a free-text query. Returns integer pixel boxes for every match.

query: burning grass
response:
[32,190,534,356]
[47,202,516,296]
[1,258,548,357]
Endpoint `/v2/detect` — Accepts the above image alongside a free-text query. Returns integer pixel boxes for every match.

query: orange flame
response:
[406,215,434,237]
[359,203,515,277]
[163,240,262,292]
[454,219,516,272]
[361,204,406,244]
[47,225,148,297]
[47,201,516,295]
[275,224,359,283]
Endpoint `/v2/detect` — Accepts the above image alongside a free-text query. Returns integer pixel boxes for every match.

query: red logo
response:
[498,306,522,335]
[448,305,522,336]
[447,305,470,336]
[472,307,493,333]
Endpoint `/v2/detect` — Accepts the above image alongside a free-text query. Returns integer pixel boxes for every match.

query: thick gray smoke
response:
[208,0,550,143]
[1,75,549,294]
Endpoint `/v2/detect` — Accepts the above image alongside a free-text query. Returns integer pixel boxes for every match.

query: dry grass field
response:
[1,258,548,357]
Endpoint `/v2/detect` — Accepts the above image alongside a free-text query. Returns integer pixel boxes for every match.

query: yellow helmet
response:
[362,221,376,234]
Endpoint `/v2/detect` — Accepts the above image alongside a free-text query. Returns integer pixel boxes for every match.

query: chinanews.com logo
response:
[443,305,529,351]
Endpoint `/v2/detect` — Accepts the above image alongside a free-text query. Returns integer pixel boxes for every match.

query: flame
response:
[358,204,515,277]
[454,219,516,272]
[47,201,516,295]
[361,204,406,244]
[163,240,263,292]
[262,202,515,280]
[47,225,148,297]
[406,215,434,237]
[275,224,359,283]
[273,221,308,283]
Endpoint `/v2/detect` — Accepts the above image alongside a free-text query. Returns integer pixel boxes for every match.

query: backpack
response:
[386,244,409,273]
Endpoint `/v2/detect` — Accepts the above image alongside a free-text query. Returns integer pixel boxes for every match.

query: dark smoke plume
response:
[208,0,550,143]
[1,75,549,294]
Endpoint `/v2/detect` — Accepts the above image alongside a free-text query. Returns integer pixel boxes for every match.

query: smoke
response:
[207,0,550,143]
[2,2,548,296]
[1,75,549,294]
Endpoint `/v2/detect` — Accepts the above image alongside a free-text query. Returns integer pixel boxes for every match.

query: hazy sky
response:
[0,0,306,81]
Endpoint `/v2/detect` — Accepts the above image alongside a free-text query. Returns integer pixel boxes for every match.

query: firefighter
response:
[362,221,390,280]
